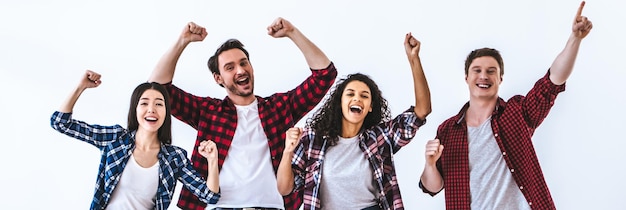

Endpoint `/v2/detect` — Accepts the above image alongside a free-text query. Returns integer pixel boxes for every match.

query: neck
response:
[134,128,160,150]
[341,121,363,138]
[466,97,498,127]
[228,94,256,106]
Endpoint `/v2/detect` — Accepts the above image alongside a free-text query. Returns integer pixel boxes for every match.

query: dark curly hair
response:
[306,73,391,146]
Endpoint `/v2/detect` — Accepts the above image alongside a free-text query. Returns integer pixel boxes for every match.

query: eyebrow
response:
[345,88,370,94]
[471,66,498,70]
[140,97,165,101]
[223,57,249,68]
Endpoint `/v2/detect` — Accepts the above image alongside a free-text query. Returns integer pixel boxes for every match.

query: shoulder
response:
[261,92,289,104]
[437,115,460,133]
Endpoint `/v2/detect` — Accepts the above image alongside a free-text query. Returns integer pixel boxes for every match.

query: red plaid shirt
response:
[168,63,337,210]
[421,71,565,210]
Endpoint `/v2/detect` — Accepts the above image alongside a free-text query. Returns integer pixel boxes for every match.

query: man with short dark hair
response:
[149,17,337,210]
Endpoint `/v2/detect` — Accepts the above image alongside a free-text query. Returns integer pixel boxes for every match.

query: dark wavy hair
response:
[127,82,172,145]
[464,47,504,77]
[207,39,250,88]
[306,73,391,146]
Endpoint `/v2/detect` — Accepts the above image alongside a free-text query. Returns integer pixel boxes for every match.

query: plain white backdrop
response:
[1,0,624,209]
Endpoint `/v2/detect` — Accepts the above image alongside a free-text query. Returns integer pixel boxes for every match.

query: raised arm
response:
[549,1,593,85]
[404,33,432,120]
[277,127,302,195]
[267,17,331,69]
[59,70,102,113]
[149,22,208,84]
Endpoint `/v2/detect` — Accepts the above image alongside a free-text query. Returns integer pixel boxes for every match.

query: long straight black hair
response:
[127,82,172,145]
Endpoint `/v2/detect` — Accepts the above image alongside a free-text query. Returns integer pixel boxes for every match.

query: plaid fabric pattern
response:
[172,64,337,210]
[292,107,424,210]
[50,111,220,210]
[420,71,565,210]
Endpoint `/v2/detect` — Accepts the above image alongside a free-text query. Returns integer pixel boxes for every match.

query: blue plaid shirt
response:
[291,106,424,210]
[50,111,220,210]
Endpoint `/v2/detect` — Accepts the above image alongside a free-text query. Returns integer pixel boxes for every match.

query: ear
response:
[213,72,223,85]
[369,106,373,112]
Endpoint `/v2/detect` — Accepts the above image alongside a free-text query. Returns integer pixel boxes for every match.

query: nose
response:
[478,71,488,79]
[235,65,246,75]
[352,97,360,102]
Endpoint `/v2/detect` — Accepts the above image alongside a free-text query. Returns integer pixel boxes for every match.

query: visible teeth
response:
[146,117,157,121]
[237,77,248,82]
[350,105,363,111]
[478,84,490,88]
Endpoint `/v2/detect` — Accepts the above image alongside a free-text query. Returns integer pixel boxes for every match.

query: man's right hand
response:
[425,139,443,166]
[182,22,208,44]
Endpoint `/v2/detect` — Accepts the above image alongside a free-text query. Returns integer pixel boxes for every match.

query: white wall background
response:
[1,0,624,209]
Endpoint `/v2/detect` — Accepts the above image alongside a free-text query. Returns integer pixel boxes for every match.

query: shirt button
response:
[520,186,524,190]
[494,133,499,137]
[510,168,515,173]
[502,152,506,156]
[529,202,532,206]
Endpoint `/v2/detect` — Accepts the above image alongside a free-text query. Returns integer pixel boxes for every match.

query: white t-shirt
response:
[106,154,159,210]
[206,99,284,209]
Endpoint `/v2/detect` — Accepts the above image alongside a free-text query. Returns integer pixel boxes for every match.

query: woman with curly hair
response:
[276,33,432,210]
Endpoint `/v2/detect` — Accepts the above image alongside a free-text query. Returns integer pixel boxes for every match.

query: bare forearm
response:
[149,38,189,84]
[409,56,432,120]
[276,152,295,195]
[420,164,443,192]
[206,160,219,193]
[287,29,331,70]
[59,86,85,113]
[549,33,583,85]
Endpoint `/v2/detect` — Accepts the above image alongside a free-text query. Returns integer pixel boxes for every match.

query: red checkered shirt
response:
[421,70,565,210]
[169,63,337,210]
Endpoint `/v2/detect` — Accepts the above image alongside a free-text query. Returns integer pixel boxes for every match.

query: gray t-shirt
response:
[319,135,379,209]
[468,118,531,210]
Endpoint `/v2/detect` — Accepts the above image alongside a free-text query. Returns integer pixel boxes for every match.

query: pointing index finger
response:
[576,1,585,18]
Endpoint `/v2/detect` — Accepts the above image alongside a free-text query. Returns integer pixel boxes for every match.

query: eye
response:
[346,93,355,97]
[361,94,370,99]
[240,60,249,66]
[139,102,148,106]
[156,103,164,106]
[225,65,234,71]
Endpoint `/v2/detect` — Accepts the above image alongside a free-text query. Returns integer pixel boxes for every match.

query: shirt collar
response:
[455,97,506,125]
